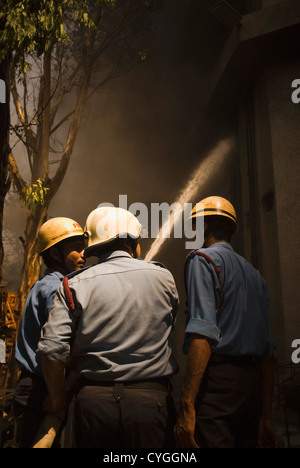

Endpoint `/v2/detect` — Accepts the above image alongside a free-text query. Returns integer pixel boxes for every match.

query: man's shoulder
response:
[186,248,219,264]
[65,265,93,282]
[30,270,63,293]
[148,259,168,270]
[143,259,176,277]
[66,257,173,286]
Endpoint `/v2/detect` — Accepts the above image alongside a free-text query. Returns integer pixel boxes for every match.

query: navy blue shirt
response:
[15,269,63,377]
[184,242,277,357]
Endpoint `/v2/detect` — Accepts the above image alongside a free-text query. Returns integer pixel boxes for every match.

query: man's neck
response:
[204,237,227,248]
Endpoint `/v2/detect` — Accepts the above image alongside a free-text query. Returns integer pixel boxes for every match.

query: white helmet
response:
[84,206,142,255]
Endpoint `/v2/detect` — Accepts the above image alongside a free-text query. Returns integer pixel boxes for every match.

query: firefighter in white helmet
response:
[174,196,278,448]
[13,217,86,448]
[37,206,179,448]
[84,206,142,258]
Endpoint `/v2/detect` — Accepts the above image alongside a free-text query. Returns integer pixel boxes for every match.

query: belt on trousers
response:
[78,376,170,392]
[208,353,262,367]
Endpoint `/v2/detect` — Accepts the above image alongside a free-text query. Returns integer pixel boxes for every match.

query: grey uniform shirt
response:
[37,251,179,383]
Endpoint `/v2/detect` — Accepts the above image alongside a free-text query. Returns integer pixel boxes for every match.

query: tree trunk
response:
[17,52,52,312]
[35,50,51,181]
[0,55,11,283]
[18,205,48,314]
[10,6,102,313]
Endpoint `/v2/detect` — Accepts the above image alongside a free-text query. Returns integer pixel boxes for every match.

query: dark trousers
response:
[195,356,263,448]
[74,381,177,448]
[12,370,48,448]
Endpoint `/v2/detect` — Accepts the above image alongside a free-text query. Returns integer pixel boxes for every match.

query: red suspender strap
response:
[63,276,76,312]
[62,276,82,352]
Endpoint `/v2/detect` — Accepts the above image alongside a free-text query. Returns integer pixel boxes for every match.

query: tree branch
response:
[50,52,83,129]
[35,49,51,181]
[48,7,103,201]
[10,67,37,168]
[7,151,27,198]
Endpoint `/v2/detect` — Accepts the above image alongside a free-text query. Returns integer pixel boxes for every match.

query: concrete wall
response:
[238,58,300,363]
[266,59,300,362]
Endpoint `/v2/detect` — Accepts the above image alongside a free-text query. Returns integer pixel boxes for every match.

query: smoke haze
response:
[3,1,237,395]
[3,0,236,319]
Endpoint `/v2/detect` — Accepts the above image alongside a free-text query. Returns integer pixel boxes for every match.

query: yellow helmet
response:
[190,196,238,230]
[84,206,142,255]
[38,217,84,254]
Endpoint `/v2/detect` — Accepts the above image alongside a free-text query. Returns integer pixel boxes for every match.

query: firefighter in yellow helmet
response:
[13,217,86,448]
[174,196,278,448]
[37,206,179,448]
[189,196,238,239]
[37,217,86,273]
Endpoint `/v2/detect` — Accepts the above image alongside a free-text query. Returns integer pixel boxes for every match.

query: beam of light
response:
[144,137,234,262]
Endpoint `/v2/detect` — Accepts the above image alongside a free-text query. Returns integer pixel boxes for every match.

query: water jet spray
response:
[144,137,235,262]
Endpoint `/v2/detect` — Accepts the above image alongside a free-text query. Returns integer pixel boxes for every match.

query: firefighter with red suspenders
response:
[174,196,278,448]
[13,218,86,447]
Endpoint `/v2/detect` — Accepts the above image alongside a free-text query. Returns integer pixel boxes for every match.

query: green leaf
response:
[21,178,50,212]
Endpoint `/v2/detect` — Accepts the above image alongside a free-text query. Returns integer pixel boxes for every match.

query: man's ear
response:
[48,245,60,262]
[123,238,139,258]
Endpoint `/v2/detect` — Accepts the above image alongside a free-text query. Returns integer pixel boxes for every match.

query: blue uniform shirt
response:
[15,269,63,377]
[37,251,179,383]
[184,242,277,357]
